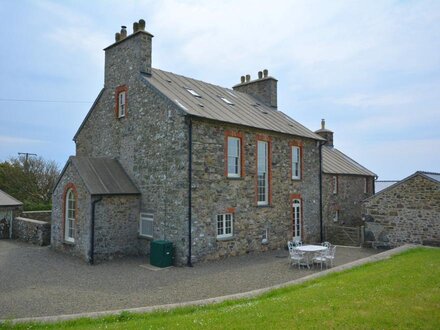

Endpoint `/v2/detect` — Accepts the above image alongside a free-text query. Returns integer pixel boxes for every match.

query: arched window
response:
[65,188,76,242]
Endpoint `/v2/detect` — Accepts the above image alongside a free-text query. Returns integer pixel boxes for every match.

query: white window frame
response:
[227,136,241,178]
[332,176,338,194]
[334,210,339,222]
[292,199,301,241]
[118,91,126,118]
[217,213,233,239]
[292,146,301,179]
[257,141,269,205]
[64,189,75,243]
[139,213,154,238]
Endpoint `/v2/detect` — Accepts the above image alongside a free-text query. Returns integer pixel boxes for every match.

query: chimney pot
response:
[263,69,268,77]
[258,71,263,79]
[240,76,245,83]
[321,119,325,129]
[246,74,251,82]
[133,22,139,33]
[115,32,121,42]
[120,26,127,39]
[138,19,146,31]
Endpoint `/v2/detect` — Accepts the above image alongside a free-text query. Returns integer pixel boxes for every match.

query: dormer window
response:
[186,88,201,98]
[115,85,128,119]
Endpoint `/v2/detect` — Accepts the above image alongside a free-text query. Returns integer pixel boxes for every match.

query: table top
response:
[296,245,328,252]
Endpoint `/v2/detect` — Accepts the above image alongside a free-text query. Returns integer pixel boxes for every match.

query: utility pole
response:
[18,152,37,171]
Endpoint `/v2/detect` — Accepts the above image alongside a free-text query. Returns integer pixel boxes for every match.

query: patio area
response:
[0,239,380,320]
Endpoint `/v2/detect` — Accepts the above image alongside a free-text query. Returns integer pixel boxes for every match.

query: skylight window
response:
[220,97,234,105]
[175,99,188,111]
[186,88,201,98]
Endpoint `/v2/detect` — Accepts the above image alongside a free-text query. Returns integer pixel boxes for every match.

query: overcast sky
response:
[1,0,439,180]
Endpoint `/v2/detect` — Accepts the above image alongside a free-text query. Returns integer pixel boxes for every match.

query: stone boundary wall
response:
[12,217,50,246]
[21,211,52,223]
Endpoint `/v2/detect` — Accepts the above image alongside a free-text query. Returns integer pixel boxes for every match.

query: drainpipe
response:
[89,196,102,265]
[187,117,193,267]
[318,141,326,242]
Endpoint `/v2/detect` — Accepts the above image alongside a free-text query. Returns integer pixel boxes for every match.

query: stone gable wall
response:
[190,119,321,261]
[75,72,190,264]
[52,163,91,261]
[363,175,440,247]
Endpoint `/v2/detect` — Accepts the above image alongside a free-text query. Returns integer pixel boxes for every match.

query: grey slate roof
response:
[0,189,23,207]
[322,146,376,177]
[375,180,399,193]
[423,172,440,183]
[64,157,140,196]
[143,68,325,141]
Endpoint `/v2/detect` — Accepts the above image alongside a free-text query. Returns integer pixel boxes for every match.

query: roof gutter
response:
[89,195,102,265]
[187,116,193,267]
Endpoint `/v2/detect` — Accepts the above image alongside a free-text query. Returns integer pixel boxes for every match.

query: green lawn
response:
[3,247,440,329]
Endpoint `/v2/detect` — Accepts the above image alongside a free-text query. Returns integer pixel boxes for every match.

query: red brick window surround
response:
[62,183,78,243]
[289,140,303,180]
[224,131,245,178]
[115,85,128,118]
[256,134,272,206]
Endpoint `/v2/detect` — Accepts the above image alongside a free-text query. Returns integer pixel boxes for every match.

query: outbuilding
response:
[0,189,23,239]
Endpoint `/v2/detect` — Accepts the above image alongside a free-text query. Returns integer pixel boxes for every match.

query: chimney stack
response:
[105,19,154,86]
[314,119,334,147]
[232,69,278,109]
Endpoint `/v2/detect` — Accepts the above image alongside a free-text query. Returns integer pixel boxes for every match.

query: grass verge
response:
[2,247,440,329]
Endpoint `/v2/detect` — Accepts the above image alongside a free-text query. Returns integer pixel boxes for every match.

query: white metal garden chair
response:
[312,250,328,270]
[287,241,306,269]
[325,245,336,267]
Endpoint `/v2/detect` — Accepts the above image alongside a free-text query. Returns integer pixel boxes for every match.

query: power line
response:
[0,98,92,104]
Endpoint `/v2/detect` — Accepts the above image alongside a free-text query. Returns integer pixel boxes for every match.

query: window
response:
[220,97,234,105]
[292,199,301,240]
[115,85,128,118]
[217,213,233,238]
[186,88,201,97]
[227,137,241,177]
[139,213,154,238]
[257,140,269,205]
[64,188,76,242]
[333,210,339,222]
[118,91,126,117]
[292,146,301,179]
[332,176,338,194]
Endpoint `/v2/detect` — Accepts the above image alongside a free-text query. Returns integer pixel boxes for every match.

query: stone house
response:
[0,189,23,239]
[363,171,440,248]
[314,120,376,243]
[52,20,327,264]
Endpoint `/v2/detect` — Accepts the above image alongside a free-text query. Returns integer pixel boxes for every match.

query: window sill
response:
[217,236,234,242]
[226,176,243,180]
[256,204,273,208]
[138,235,153,241]
[291,178,302,182]
[63,240,75,246]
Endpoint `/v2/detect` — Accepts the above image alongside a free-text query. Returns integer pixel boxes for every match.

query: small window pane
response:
[140,213,154,237]
[227,137,240,177]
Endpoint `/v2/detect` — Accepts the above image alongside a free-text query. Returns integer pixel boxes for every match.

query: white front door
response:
[292,199,301,241]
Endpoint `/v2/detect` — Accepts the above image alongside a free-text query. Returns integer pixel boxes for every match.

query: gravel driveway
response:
[0,240,379,319]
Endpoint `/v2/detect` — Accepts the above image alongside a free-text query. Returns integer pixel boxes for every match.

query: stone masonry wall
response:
[12,217,50,246]
[21,211,52,223]
[93,195,141,261]
[190,119,321,262]
[323,174,374,227]
[363,175,440,247]
[75,59,189,263]
[52,163,91,261]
